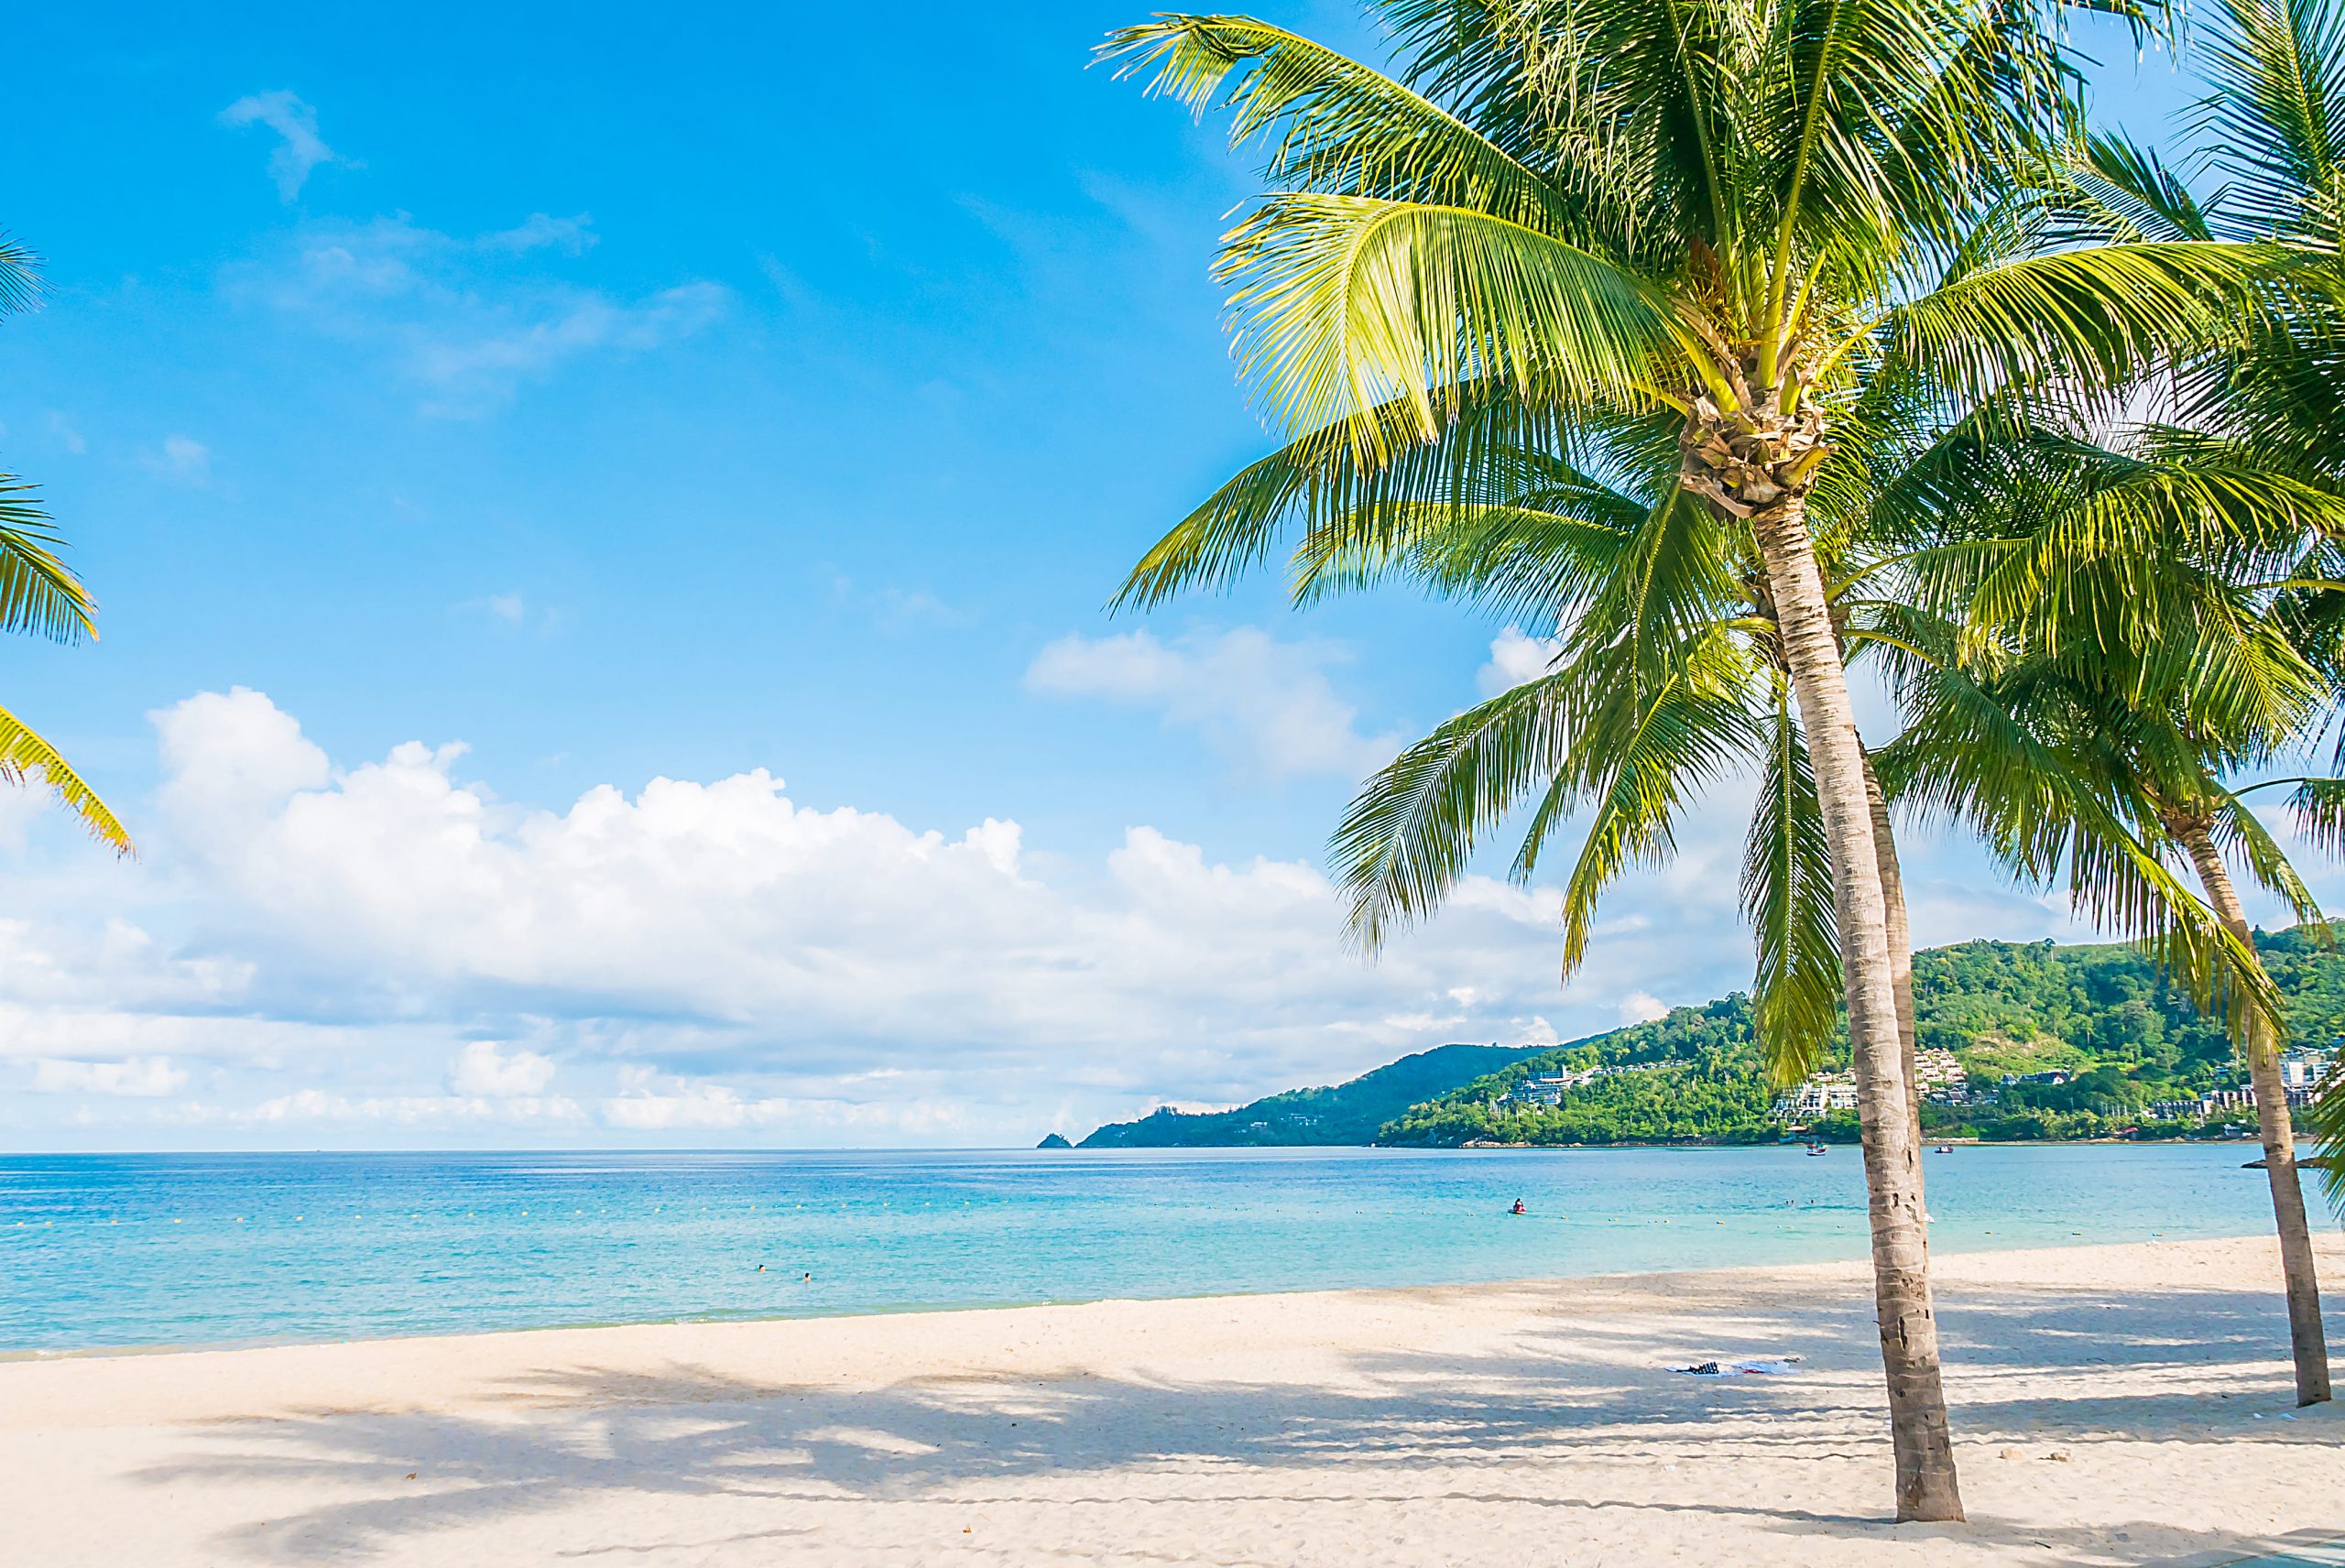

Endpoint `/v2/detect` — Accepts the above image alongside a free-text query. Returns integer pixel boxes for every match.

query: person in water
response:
[1510,1198,1527,1215]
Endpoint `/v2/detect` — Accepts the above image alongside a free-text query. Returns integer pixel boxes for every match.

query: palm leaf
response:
[0,700,131,854]
[1217,193,1680,455]
[1743,681,1842,1085]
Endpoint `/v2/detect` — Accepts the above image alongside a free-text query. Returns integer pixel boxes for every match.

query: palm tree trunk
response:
[2174,823,2332,1406]
[1862,750,1925,1155]
[1753,495,1965,1522]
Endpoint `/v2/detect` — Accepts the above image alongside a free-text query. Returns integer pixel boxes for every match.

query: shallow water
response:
[0,1142,2322,1353]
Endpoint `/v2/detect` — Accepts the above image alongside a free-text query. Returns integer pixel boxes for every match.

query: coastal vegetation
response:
[1076,931,2345,1148]
[1380,931,2345,1145]
[1107,0,2345,1518]
[1079,1042,1545,1147]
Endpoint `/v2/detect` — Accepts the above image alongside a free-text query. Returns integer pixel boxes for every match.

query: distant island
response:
[1069,932,2345,1149]
[1076,1042,1548,1148]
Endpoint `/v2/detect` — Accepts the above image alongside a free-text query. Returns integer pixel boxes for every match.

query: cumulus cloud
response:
[219,91,343,200]
[1478,626,1565,695]
[0,681,2146,1150]
[1027,627,1400,782]
[0,686,1785,1145]
[1618,990,1671,1025]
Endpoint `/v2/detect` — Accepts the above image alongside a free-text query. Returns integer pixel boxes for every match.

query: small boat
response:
[1804,1144,1827,1156]
[1934,1144,1954,1154]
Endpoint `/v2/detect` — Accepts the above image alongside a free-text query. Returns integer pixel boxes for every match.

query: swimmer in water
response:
[803,1271,813,1283]
[757,1264,766,1272]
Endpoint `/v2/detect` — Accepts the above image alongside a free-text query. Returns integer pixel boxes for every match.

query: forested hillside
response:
[1078,1042,1547,1147]
[1377,931,2345,1147]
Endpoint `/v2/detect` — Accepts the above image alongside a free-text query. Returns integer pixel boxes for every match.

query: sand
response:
[4,1233,2340,1566]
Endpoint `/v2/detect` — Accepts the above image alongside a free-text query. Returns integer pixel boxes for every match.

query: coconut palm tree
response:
[1104,0,2285,1517]
[1884,419,2341,1403]
[0,238,131,853]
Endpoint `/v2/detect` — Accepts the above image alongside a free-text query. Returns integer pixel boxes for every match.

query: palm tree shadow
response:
[137,1273,2341,1563]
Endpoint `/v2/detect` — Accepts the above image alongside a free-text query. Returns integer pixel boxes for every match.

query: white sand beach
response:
[5,1232,2340,1566]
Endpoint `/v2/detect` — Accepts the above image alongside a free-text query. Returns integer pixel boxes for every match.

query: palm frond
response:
[1217,193,1680,455]
[0,700,131,854]
[1743,681,1841,1086]
[0,234,42,316]
[0,477,96,644]
[1889,242,2282,400]
[2194,0,2345,245]
[1098,16,1578,231]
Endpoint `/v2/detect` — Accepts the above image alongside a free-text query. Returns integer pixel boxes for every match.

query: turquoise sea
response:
[0,1143,2328,1355]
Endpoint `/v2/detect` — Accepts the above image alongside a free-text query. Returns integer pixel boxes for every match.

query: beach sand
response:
[4,1233,2340,1566]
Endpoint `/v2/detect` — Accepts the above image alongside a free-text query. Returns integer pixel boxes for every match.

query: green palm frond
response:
[1744,683,1841,1085]
[1098,16,1579,231]
[1331,658,1600,951]
[2287,775,2345,855]
[1538,663,1760,982]
[0,477,97,644]
[1219,193,1680,454]
[1882,659,2286,1043]
[2215,791,2330,937]
[1888,242,2282,400]
[2309,1064,2345,1207]
[2059,133,2216,244]
[0,234,42,316]
[1288,499,1642,614]
[1111,381,1586,610]
[2195,0,2345,246]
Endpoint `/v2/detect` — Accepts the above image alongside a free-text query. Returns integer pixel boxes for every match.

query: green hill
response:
[1377,931,2345,1148]
[1077,1042,1550,1148]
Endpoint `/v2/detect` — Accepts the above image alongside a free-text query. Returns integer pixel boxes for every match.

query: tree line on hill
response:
[1379,932,2345,1146]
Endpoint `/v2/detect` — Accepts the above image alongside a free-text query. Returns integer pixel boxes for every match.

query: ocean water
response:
[0,1143,2327,1354]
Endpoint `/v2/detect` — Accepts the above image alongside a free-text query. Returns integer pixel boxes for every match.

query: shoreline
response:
[4,1223,2285,1366]
[6,1233,2342,1564]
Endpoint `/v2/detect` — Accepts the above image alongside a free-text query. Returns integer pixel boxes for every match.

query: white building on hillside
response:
[2279,1049,2336,1093]
[1779,1073,1860,1120]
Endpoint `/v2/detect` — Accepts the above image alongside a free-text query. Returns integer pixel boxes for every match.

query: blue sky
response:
[0,2,2255,1149]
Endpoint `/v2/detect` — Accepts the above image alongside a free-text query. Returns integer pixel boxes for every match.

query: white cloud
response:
[0,681,2163,1150]
[407,282,726,403]
[32,1057,187,1096]
[1618,990,1671,1025]
[240,1087,584,1127]
[1478,626,1565,695]
[219,91,344,200]
[478,212,598,255]
[1027,627,1400,782]
[234,215,728,416]
[0,686,1771,1145]
[139,434,212,487]
[450,1040,556,1096]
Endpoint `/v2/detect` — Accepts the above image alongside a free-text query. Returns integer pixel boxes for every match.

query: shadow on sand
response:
[137,1270,2341,1563]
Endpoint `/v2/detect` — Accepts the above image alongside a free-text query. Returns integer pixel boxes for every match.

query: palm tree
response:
[1886,419,2341,1403]
[2022,0,2345,1399]
[1105,0,2282,1518]
[0,238,131,853]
